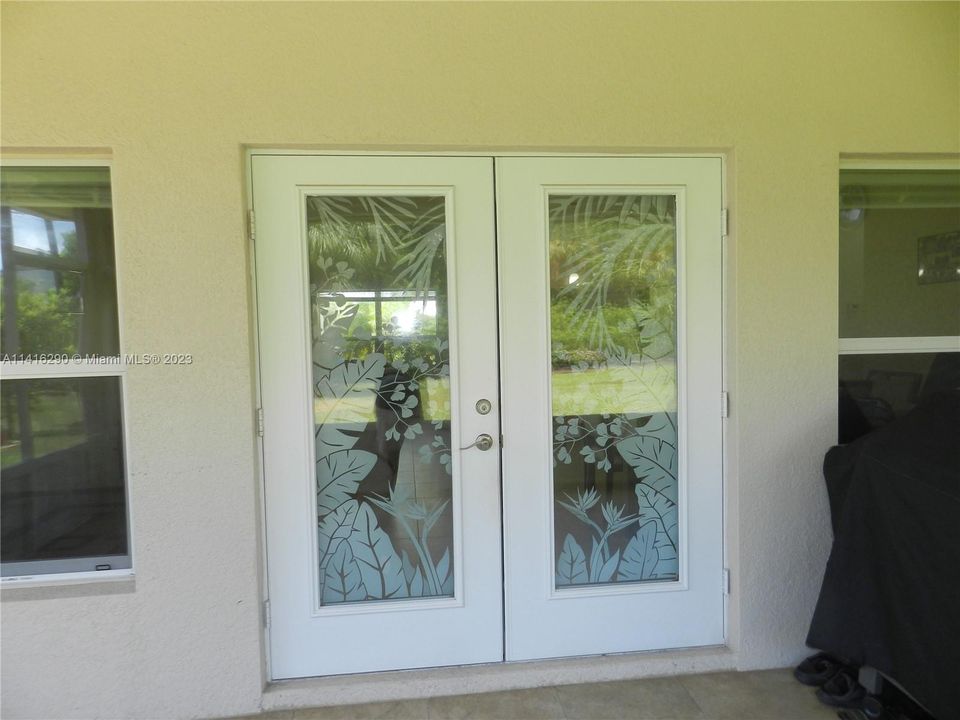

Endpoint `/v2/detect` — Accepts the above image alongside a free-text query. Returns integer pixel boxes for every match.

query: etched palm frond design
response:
[550,194,681,588]
[553,413,680,586]
[308,194,455,605]
[550,194,676,357]
[308,195,446,299]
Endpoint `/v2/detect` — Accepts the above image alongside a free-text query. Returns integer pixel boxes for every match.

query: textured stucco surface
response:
[1,2,958,719]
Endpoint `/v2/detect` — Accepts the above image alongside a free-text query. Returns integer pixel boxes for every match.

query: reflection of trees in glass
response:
[306,195,456,605]
[549,195,681,587]
[307,196,448,370]
[549,194,676,363]
[1,225,85,355]
[0,378,86,467]
[1,200,116,357]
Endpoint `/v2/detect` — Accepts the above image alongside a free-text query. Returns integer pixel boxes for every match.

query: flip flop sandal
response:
[794,651,846,686]
[817,670,867,709]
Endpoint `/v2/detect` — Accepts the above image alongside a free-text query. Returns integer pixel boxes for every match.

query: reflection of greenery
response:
[0,280,79,355]
[551,299,639,366]
[307,196,447,300]
[0,228,84,355]
[307,195,449,373]
[0,381,85,468]
[338,299,445,367]
[548,195,682,586]
[549,194,676,361]
[552,362,676,417]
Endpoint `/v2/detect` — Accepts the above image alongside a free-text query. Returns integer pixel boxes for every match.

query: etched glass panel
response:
[307,195,454,605]
[549,195,679,589]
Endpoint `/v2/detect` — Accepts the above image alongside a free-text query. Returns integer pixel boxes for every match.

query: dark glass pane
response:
[0,166,119,357]
[839,169,960,339]
[1,377,128,567]
[838,352,960,443]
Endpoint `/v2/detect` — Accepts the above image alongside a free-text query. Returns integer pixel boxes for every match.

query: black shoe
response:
[794,652,846,687]
[817,670,867,709]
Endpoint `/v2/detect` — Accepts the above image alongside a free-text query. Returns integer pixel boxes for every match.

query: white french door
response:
[497,157,724,660]
[253,156,503,678]
[252,153,724,680]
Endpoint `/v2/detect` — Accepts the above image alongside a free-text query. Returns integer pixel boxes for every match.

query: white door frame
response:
[245,150,729,682]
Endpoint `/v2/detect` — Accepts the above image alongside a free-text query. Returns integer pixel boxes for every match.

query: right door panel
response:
[497,157,724,660]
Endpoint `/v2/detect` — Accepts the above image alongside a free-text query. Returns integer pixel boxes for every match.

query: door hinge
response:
[262,599,271,628]
[722,568,731,595]
[721,208,729,238]
[256,407,264,437]
[720,391,730,418]
[248,209,256,242]
[499,434,504,448]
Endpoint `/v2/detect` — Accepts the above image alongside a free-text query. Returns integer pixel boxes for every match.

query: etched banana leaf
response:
[348,503,408,600]
[317,449,376,517]
[556,533,588,585]
[400,550,427,598]
[318,500,360,589]
[589,537,606,582]
[615,419,677,492]
[652,542,679,578]
[617,520,660,581]
[315,354,385,460]
[596,549,621,583]
[435,547,453,595]
[409,566,426,597]
[321,539,367,604]
[635,481,679,574]
[401,549,417,583]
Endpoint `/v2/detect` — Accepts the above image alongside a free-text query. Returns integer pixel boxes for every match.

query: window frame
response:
[1,156,134,586]
[837,157,960,445]
[838,157,960,356]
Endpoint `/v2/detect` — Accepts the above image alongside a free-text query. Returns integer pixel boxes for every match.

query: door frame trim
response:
[243,149,730,685]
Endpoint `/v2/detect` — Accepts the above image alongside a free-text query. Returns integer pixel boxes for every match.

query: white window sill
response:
[1,568,134,589]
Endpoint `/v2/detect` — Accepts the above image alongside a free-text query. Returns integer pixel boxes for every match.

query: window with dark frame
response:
[1,164,130,579]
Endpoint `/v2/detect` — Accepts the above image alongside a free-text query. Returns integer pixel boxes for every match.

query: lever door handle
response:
[461,433,494,451]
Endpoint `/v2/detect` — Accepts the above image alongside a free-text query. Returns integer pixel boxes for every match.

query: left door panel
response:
[252,155,502,678]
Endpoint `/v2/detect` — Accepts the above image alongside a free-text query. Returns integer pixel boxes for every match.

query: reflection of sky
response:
[10,210,75,254]
[389,300,437,335]
[1,211,77,271]
[334,290,439,336]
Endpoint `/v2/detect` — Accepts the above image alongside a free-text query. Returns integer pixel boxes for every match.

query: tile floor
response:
[234,668,841,720]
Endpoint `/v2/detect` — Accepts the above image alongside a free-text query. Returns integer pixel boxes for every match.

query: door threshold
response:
[261,645,734,712]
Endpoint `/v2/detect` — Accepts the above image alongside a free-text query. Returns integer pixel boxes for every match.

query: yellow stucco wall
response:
[2,2,958,718]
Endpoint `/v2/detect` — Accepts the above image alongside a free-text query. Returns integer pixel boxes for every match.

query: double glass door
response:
[252,154,723,680]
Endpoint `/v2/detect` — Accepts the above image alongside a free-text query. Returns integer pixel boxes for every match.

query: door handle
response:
[461,433,494,452]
